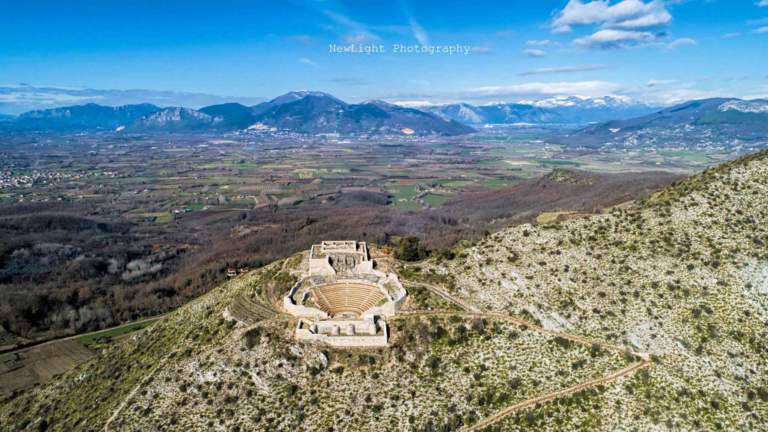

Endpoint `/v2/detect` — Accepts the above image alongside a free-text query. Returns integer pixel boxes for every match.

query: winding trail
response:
[402,280,482,313]
[103,348,176,432]
[463,360,651,432]
[400,278,652,432]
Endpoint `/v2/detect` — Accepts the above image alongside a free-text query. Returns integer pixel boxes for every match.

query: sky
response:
[0,0,767,111]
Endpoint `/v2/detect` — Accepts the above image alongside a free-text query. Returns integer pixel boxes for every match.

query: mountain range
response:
[1,91,474,136]
[3,93,767,145]
[426,96,658,125]
[556,98,768,148]
[0,84,267,115]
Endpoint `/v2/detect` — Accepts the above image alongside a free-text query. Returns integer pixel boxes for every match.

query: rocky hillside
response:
[426,150,768,429]
[1,151,767,431]
[556,98,768,149]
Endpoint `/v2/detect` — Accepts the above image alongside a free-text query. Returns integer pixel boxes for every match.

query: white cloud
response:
[518,65,609,76]
[758,0,768,7]
[298,58,318,67]
[288,34,314,45]
[390,100,437,107]
[756,26,768,33]
[574,29,656,49]
[638,87,724,105]
[524,48,547,57]
[551,0,671,33]
[666,37,697,48]
[409,19,429,44]
[400,0,429,45]
[526,39,553,46]
[646,79,676,87]
[343,33,376,43]
[722,32,742,39]
[470,81,622,98]
[323,10,381,44]
[471,46,493,54]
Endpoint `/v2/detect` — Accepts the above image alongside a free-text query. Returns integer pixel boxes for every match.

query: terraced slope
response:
[424,150,768,430]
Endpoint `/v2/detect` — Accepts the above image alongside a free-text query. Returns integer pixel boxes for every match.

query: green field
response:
[422,193,450,207]
[78,318,161,347]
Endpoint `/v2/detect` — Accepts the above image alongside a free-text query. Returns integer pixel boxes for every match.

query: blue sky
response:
[1,0,767,108]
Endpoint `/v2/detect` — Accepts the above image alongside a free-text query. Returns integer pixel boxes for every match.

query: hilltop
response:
[1,150,767,430]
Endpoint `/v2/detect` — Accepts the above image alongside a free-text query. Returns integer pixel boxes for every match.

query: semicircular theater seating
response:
[311,282,387,317]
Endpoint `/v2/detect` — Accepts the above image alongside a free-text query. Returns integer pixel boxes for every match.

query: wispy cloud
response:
[299,57,318,67]
[288,34,314,45]
[322,9,381,43]
[574,29,657,49]
[518,65,609,76]
[326,77,370,86]
[471,46,493,54]
[469,80,622,98]
[400,0,429,45]
[666,37,697,48]
[526,39,553,46]
[523,48,547,57]
[756,26,768,33]
[646,79,677,87]
[758,0,768,7]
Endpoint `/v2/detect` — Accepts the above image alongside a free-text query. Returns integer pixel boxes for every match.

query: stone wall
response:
[283,280,328,319]
[295,319,389,348]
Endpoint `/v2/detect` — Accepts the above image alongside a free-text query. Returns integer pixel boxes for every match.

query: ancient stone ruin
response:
[284,241,406,348]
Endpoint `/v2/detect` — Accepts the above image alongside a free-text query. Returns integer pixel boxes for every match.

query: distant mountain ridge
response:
[426,96,658,125]
[427,102,561,125]
[16,103,162,131]
[1,91,474,136]
[555,98,768,148]
[0,84,266,115]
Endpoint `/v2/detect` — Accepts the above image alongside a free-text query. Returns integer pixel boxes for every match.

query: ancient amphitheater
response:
[283,241,406,347]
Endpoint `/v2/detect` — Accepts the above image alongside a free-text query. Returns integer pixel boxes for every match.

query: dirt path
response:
[103,316,290,431]
[399,279,652,431]
[401,280,482,313]
[103,348,176,432]
[463,360,651,432]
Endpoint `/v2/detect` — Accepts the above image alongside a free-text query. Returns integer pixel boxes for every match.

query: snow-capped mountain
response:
[516,96,658,123]
[423,96,658,126]
[718,99,768,114]
[426,102,560,125]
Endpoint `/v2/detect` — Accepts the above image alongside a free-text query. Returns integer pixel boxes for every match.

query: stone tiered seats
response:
[311,283,386,317]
